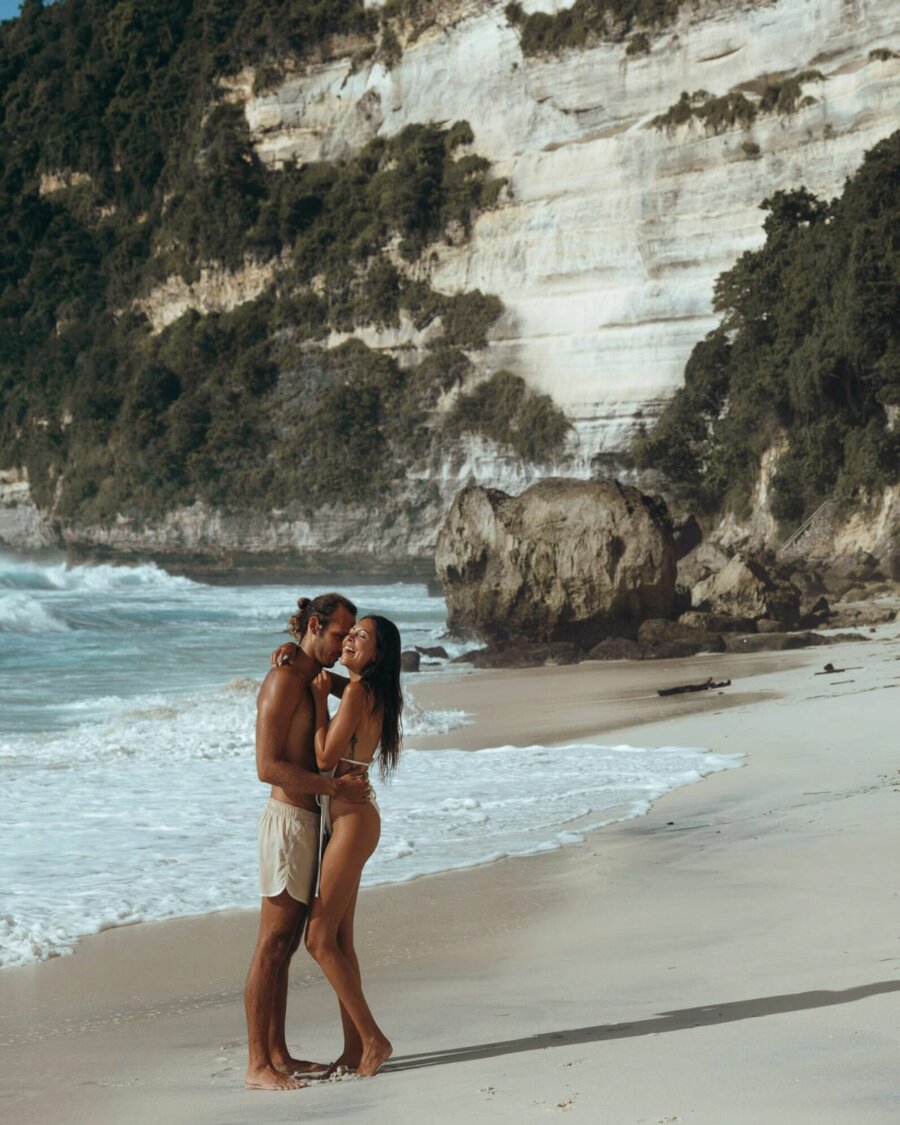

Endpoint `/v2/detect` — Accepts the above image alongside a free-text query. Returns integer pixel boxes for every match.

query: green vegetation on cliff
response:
[651,72,824,134]
[0,1,567,522]
[444,371,571,463]
[633,131,900,525]
[505,0,680,55]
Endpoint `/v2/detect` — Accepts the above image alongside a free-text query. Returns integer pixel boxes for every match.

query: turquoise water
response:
[0,552,740,968]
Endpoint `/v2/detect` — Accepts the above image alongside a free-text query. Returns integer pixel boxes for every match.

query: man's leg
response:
[267,906,329,1076]
[244,891,308,1090]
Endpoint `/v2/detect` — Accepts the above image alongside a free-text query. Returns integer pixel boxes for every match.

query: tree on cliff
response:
[633,130,900,526]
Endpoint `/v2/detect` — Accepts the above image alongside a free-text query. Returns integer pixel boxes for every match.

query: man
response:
[244,592,367,1092]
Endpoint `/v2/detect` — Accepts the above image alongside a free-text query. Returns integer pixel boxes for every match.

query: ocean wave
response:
[1,681,470,772]
[0,553,197,595]
[0,591,71,634]
[0,740,742,968]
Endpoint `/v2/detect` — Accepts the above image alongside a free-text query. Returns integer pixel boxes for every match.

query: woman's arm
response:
[311,674,368,772]
[270,644,349,696]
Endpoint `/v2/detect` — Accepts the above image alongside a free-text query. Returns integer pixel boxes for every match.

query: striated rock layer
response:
[240,0,900,457]
[436,479,676,645]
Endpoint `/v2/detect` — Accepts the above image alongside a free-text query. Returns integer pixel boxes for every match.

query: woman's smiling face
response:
[341,618,378,674]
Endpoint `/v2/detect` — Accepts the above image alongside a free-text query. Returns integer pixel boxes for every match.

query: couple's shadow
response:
[383,980,900,1073]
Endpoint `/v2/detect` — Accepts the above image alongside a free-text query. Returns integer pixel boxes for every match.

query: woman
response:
[305,614,402,1078]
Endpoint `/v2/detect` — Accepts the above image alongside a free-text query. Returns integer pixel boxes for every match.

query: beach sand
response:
[2,630,899,1123]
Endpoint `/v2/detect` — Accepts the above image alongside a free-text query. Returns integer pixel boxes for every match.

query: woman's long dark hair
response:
[359,615,403,779]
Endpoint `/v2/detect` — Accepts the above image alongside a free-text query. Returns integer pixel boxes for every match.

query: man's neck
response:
[294,643,321,680]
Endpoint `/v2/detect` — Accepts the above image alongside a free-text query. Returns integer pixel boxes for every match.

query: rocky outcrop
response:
[0,469,57,550]
[135,260,277,333]
[436,478,675,646]
[691,555,802,627]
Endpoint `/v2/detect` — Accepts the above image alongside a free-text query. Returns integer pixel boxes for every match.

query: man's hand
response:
[334,768,370,803]
[271,642,299,667]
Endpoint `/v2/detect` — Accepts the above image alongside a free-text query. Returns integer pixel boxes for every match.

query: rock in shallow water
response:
[436,479,675,648]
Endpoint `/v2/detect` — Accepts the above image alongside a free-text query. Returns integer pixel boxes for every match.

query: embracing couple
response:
[243,591,403,1091]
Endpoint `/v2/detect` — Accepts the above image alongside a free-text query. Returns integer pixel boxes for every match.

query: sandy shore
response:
[3,629,899,1123]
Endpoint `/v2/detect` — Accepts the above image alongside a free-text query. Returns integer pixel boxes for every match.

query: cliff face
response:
[240,0,900,455]
[4,0,899,565]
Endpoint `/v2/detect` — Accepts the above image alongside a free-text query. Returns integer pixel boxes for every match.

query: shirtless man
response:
[244,592,368,1092]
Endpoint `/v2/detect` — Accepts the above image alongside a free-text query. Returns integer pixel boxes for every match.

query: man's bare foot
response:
[272,1055,331,1078]
[245,1065,308,1091]
[357,1036,393,1078]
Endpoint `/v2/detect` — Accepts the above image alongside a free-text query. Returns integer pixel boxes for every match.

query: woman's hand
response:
[311,669,332,702]
[271,642,299,667]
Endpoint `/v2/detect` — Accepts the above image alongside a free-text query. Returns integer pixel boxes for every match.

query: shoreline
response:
[1,648,796,972]
[3,626,899,1122]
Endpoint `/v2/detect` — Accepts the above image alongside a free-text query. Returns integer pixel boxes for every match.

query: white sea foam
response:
[0,725,741,968]
[0,553,196,595]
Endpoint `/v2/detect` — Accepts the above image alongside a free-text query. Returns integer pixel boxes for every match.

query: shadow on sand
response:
[384,981,900,1073]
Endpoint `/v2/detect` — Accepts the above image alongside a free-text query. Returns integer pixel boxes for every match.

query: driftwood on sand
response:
[657,677,731,697]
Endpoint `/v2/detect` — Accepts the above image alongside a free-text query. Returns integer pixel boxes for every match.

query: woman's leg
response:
[305,808,392,1076]
[333,884,363,1068]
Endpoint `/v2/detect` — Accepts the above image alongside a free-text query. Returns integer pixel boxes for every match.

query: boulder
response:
[472,643,584,669]
[692,555,801,626]
[786,568,827,599]
[586,637,642,661]
[415,645,449,659]
[676,540,730,591]
[637,618,724,657]
[723,631,826,653]
[677,610,756,633]
[451,649,485,664]
[798,596,831,629]
[400,650,421,673]
[821,552,884,594]
[828,604,898,628]
[436,480,675,648]
[673,514,703,561]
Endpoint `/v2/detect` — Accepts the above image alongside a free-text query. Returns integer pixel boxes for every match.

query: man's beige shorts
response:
[258,799,320,904]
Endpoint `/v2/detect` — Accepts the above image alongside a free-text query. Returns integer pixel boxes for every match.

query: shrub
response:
[626,33,651,57]
[444,371,571,462]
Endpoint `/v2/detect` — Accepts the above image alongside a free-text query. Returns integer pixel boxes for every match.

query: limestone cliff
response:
[239,0,900,455]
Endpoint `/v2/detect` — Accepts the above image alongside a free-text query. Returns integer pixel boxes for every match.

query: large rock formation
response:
[436,479,675,646]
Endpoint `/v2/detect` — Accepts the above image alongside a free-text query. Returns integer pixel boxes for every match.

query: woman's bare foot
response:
[244,1064,308,1091]
[357,1036,393,1077]
[330,1051,361,1072]
[272,1054,331,1078]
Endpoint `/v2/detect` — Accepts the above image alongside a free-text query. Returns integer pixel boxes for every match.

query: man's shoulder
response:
[259,664,310,705]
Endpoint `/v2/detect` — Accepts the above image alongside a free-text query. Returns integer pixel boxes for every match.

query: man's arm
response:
[256,668,367,802]
[269,643,348,697]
